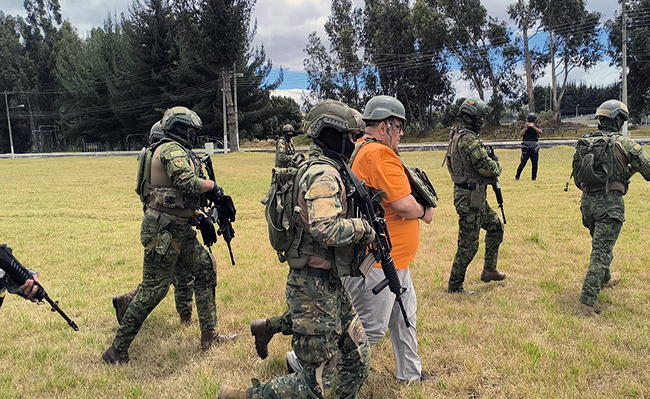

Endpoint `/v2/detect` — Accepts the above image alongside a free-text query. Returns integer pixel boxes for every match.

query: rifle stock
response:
[0,245,79,331]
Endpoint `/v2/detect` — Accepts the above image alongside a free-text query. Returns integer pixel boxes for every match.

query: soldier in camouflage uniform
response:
[575,100,650,317]
[112,121,196,326]
[219,100,373,399]
[445,98,506,294]
[275,124,297,168]
[102,107,237,365]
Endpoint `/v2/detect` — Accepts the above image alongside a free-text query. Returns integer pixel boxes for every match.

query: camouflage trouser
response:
[173,268,195,319]
[112,215,217,351]
[249,267,370,399]
[270,310,293,336]
[579,192,625,307]
[449,186,504,291]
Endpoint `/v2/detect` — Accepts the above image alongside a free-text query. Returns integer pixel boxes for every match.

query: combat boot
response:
[447,287,476,295]
[250,319,273,359]
[480,268,506,283]
[112,288,138,324]
[602,272,621,289]
[102,345,129,365]
[576,303,600,318]
[201,329,239,351]
[218,385,249,399]
[179,314,192,326]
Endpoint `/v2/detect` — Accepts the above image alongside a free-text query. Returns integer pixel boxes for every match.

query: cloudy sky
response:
[2,0,623,102]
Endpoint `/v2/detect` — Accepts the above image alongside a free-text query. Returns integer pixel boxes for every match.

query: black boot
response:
[112,288,138,324]
[102,345,129,365]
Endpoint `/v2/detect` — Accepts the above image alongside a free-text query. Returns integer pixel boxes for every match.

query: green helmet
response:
[596,100,629,125]
[362,95,407,123]
[160,106,202,132]
[301,100,361,139]
[282,124,295,133]
[149,121,164,145]
[460,98,488,133]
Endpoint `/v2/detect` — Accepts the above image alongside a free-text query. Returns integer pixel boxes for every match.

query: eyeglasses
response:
[385,120,403,133]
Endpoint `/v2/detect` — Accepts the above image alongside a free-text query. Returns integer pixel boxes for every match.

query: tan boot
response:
[576,303,600,318]
[250,319,273,359]
[602,272,621,289]
[201,329,239,351]
[480,268,506,282]
[112,288,138,324]
[102,345,129,365]
[218,385,249,399]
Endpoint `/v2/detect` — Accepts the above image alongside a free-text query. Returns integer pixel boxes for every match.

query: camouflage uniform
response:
[446,128,503,292]
[275,136,296,168]
[247,145,371,399]
[111,139,218,352]
[578,129,650,307]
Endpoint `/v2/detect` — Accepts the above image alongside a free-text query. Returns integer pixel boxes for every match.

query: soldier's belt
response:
[144,207,191,225]
[455,182,478,190]
[584,190,623,197]
[306,266,331,280]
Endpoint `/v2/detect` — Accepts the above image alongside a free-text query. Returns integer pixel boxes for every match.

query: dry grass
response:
[1,147,650,399]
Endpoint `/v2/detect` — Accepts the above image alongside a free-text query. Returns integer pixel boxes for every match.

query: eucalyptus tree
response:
[363,0,453,129]
[437,0,522,125]
[606,0,650,121]
[532,0,602,122]
[508,0,546,113]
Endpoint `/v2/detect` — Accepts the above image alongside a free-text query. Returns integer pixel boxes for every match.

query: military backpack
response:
[572,133,627,192]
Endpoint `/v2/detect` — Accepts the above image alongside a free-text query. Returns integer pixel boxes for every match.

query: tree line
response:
[0,0,647,154]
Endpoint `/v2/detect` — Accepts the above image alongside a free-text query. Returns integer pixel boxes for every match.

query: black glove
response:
[486,146,499,162]
[207,184,224,204]
[198,213,217,247]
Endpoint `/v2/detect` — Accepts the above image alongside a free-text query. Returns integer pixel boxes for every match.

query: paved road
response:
[3,138,650,159]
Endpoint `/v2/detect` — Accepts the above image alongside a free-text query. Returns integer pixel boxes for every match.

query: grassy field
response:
[1,146,650,399]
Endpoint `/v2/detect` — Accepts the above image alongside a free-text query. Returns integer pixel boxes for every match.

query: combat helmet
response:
[362,95,407,124]
[160,106,202,148]
[459,97,488,133]
[149,121,164,145]
[302,99,362,158]
[527,113,537,122]
[282,124,295,133]
[596,100,629,132]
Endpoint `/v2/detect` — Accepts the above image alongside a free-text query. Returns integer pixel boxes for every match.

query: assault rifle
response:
[485,146,506,225]
[492,178,506,224]
[340,161,412,328]
[201,154,237,265]
[0,244,79,331]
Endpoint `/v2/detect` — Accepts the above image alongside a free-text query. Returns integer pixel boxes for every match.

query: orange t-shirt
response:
[351,141,420,269]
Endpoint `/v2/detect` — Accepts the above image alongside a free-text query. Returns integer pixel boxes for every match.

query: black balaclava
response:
[317,127,355,159]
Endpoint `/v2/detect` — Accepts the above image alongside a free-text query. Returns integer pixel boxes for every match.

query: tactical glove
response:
[207,184,224,204]
[486,145,499,162]
[198,213,217,247]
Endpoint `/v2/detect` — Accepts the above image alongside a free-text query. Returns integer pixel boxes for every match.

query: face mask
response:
[343,138,355,159]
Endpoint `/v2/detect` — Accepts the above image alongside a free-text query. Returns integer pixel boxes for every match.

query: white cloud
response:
[537,60,621,87]
[271,88,308,105]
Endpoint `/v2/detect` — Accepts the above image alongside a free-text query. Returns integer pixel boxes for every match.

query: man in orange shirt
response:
[342,95,434,383]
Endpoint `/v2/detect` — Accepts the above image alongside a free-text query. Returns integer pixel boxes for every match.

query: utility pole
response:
[622,0,629,136]
[222,69,228,154]
[233,62,243,153]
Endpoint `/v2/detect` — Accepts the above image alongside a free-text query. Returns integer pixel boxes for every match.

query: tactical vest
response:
[286,150,367,278]
[350,138,438,208]
[274,137,296,168]
[136,138,201,217]
[445,128,495,187]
